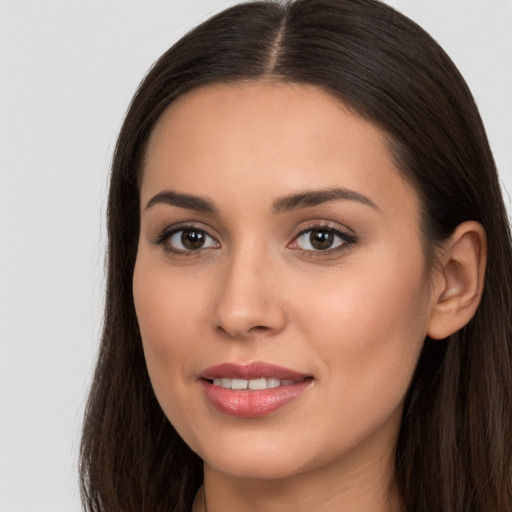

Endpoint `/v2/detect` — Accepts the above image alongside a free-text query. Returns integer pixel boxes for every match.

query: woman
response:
[80,0,512,511]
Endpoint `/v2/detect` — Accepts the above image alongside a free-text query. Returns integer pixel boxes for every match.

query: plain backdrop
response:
[0,1,510,511]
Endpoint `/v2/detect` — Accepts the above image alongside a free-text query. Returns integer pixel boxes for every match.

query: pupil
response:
[182,230,205,249]
[310,230,333,250]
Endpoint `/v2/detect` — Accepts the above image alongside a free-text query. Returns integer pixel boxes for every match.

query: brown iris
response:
[181,230,205,250]
[310,230,334,250]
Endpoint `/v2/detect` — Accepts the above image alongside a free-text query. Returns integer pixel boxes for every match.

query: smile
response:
[211,377,299,390]
[200,362,313,417]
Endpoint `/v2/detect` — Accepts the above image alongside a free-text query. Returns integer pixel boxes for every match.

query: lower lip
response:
[201,380,312,418]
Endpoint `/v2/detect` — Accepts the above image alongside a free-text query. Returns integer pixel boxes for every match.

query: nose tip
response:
[214,313,277,340]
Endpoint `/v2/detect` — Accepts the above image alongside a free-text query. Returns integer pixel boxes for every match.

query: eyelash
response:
[292,222,357,257]
[152,222,357,257]
[152,223,218,256]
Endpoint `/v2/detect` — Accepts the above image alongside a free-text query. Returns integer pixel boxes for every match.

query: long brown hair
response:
[80,1,512,510]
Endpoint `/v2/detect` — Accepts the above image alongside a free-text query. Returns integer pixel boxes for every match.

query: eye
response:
[155,226,219,254]
[291,225,356,253]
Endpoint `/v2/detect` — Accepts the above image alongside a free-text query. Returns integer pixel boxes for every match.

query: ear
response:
[427,221,487,340]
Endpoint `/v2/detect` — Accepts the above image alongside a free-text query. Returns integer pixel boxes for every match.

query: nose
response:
[211,246,287,340]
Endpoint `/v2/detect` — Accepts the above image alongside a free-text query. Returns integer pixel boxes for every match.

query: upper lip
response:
[200,361,310,381]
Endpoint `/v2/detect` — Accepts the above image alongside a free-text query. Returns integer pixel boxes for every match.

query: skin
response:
[132,82,486,512]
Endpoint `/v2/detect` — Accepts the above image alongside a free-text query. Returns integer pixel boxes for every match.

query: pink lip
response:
[200,362,313,418]
[201,361,308,381]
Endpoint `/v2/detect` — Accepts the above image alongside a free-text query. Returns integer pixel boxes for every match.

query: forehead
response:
[142,81,419,223]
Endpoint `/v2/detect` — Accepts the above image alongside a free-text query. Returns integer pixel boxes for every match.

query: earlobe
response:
[427,221,487,340]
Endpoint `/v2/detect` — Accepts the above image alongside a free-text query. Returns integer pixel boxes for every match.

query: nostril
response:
[250,325,271,332]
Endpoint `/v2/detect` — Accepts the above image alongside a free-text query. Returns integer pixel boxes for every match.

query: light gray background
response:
[0,1,510,511]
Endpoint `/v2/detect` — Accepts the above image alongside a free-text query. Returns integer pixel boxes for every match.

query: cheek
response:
[132,259,213,455]
[132,254,210,395]
[292,249,430,414]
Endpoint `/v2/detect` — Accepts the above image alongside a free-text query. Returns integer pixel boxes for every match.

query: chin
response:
[204,448,307,481]
[191,428,328,481]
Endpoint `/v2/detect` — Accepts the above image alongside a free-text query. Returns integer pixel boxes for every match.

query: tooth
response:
[231,378,248,390]
[212,377,297,390]
[248,378,267,390]
[267,378,281,388]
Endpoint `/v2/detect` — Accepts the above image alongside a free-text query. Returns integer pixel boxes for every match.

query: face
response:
[133,82,434,482]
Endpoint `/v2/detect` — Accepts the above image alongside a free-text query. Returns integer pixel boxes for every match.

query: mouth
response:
[200,362,313,417]
[209,377,304,390]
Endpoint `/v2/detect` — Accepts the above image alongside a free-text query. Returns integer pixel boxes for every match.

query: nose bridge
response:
[212,238,286,339]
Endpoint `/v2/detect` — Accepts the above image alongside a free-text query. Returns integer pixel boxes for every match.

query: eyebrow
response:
[145,190,217,212]
[145,186,379,214]
[271,187,379,213]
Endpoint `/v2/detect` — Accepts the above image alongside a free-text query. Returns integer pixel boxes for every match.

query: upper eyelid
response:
[294,221,355,238]
[159,222,215,236]
[297,224,347,234]
[155,221,351,236]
